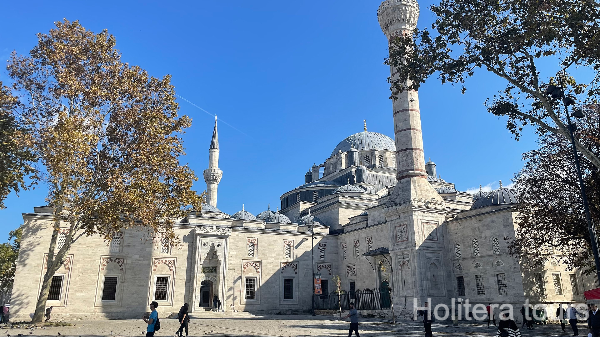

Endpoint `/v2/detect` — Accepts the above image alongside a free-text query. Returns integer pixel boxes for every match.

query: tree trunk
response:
[31,217,61,323]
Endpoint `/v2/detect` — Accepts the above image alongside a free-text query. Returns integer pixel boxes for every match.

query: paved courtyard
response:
[0,313,589,336]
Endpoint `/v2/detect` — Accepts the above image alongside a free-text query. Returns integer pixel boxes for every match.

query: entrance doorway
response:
[199,280,213,307]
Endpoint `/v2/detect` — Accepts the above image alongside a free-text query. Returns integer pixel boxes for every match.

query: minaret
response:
[203,116,223,207]
[378,0,442,204]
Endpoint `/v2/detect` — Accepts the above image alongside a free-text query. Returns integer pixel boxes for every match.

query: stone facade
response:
[10,0,594,321]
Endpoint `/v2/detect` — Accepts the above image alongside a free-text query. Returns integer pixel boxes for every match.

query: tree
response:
[509,105,600,272]
[386,0,600,168]
[0,81,36,208]
[6,19,203,323]
[0,227,22,303]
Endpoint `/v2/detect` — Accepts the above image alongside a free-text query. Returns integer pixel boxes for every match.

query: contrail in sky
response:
[176,94,247,136]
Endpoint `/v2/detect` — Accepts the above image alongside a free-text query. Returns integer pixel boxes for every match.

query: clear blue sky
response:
[0,0,540,240]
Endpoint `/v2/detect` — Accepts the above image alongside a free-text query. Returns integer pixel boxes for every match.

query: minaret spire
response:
[203,116,223,207]
[378,0,442,204]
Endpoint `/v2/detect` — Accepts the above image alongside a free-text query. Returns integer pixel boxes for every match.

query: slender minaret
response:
[203,116,223,207]
[378,0,442,204]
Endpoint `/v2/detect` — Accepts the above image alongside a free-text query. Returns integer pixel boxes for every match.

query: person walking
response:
[45,306,53,322]
[213,295,219,312]
[588,304,600,337]
[497,311,521,337]
[418,301,434,337]
[569,304,580,336]
[176,303,190,337]
[556,304,566,332]
[487,303,496,327]
[3,305,8,324]
[143,301,159,337]
[0,305,4,324]
[343,302,360,337]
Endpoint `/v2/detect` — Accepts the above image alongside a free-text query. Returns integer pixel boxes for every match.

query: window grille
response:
[472,239,480,256]
[475,275,485,295]
[553,273,563,295]
[492,238,501,255]
[102,277,118,301]
[48,275,63,301]
[154,276,169,301]
[378,155,384,167]
[313,191,318,202]
[161,237,170,254]
[109,233,122,253]
[497,273,507,295]
[570,274,579,295]
[284,240,294,259]
[283,279,294,299]
[247,238,257,257]
[349,281,356,299]
[457,276,465,296]
[245,277,256,300]
[364,155,370,165]
[57,233,67,250]
[455,244,461,259]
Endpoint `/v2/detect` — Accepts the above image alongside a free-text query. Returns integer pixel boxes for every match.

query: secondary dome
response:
[331,131,396,157]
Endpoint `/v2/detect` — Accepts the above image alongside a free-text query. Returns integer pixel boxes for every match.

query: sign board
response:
[314,276,322,295]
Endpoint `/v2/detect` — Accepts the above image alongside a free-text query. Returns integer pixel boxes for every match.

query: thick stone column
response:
[378,0,441,205]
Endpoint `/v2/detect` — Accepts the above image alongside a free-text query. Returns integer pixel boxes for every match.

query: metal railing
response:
[313,288,392,311]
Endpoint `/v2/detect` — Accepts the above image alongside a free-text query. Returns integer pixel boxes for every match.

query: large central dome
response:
[331,131,396,157]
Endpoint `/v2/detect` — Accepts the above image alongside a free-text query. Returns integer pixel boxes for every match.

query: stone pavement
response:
[0,313,588,336]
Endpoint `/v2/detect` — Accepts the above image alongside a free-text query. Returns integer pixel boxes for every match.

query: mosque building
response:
[10,0,588,321]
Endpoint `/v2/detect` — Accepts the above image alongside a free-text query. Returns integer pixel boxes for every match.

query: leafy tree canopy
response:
[0,81,36,208]
[0,227,22,296]
[386,0,600,168]
[7,19,202,322]
[509,105,600,272]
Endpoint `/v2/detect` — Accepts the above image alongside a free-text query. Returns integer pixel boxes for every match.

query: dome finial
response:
[499,180,503,189]
[268,204,270,211]
[479,185,482,192]
[364,120,367,131]
[242,204,245,211]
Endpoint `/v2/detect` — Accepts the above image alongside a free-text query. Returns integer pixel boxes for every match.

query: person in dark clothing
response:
[213,295,218,312]
[418,302,434,337]
[487,304,496,327]
[343,303,360,337]
[497,311,521,337]
[588,304,600,337]
[556,304,566,332]
[45,306,53,322]
[569,305,580,336]
[176,303,189,337]
[0,306,3,324]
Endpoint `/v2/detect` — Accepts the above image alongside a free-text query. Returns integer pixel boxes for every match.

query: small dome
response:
[232,209,257,221]
[331,131,396,157]
[256,207,291,224]
[298,213,323,226]
[471,187,518,210]
[334,184,365,194]
[435,186,457,194]
[201,203,224,213]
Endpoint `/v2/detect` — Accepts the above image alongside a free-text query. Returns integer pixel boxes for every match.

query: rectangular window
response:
[349,281,356,299]
[457,276,465,296]
[160,237,170,254]
[497,273,507,295]
[534,272,545,295]
[154,276,169,301]
[245,277,256,300]
[321,279,329,299]
[475,275,485,295]
[48,275,63,301]
[553,273,563,295]
[284,278,294,300]
[109,233,122,253]
[57,233,67,250]
[102,276,118,301]
[492,237,501,255]
[570,274,579,295]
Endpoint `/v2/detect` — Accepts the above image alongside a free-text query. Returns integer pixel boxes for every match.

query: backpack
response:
[154,317,161,331]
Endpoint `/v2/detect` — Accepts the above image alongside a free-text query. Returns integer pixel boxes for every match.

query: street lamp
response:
[545,85,600,284]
